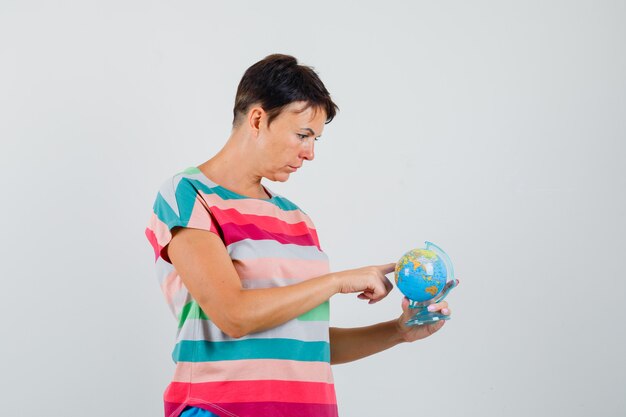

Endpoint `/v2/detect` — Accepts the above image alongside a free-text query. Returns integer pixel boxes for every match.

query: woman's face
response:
[255,101,327,182]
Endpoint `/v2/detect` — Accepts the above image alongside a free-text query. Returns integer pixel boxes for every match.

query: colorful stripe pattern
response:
[146,167,337,417]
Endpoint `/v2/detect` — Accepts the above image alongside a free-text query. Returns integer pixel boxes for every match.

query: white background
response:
[1,1,625,416]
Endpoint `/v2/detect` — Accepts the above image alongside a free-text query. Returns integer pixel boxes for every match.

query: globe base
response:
[405,307,451,326]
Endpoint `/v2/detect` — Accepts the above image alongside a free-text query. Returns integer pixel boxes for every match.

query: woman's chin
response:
[274,173,291,182]
[266,171,292,182]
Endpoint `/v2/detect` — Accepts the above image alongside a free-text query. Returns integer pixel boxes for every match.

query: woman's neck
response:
[197,139,269,199]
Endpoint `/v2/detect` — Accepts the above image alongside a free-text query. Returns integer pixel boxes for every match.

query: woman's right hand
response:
[333,263,396,304]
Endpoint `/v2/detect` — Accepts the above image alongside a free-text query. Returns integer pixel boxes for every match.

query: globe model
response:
[395,247,448,302]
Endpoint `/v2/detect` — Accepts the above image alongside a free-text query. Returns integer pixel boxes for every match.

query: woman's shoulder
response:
[155,166,220,199]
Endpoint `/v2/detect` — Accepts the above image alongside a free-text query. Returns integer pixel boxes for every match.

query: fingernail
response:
[427,305,436,312]
[442,308,449,315]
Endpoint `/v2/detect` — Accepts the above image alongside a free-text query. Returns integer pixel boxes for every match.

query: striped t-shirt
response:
[145,166,338,417]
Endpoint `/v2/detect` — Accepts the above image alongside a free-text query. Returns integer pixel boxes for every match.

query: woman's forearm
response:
[231,264,394,337]
[329,321,405,365]
[225,273,340,337]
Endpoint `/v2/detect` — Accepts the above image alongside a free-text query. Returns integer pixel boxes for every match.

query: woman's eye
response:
[297,133,319,141]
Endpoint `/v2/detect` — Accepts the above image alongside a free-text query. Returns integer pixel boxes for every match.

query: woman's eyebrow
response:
[300,127,317,136]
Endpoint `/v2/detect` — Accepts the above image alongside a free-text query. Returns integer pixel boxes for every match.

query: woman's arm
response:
[329,298,451,365]
[167,227,394,338]
[329,321,405,365]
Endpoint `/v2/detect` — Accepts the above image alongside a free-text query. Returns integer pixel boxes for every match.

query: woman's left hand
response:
[395,297,451,343]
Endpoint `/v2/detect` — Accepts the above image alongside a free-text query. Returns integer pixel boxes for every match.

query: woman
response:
[145,54,451,417]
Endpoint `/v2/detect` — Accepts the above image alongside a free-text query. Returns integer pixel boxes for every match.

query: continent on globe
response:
[425,285,439,296]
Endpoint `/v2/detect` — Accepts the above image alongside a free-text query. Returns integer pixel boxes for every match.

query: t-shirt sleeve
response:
[145,176,220,263]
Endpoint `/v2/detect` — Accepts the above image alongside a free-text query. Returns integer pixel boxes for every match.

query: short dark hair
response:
[232,54,339,128]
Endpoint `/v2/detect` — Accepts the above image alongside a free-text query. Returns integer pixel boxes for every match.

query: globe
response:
[394,241,458,325]
[395,247,447,302]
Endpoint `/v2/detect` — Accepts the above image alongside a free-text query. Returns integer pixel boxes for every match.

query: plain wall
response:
[1,1,624,416]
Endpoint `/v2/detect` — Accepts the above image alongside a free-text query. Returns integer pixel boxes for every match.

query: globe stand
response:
[406,279,459,326]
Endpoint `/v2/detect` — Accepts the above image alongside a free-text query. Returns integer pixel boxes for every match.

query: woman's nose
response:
[300,138,315,161]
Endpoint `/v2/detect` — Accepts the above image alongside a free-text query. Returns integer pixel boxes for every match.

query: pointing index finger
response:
[379,263,396,274]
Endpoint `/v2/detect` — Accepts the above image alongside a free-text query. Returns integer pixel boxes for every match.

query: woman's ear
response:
[248,106,265,136]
